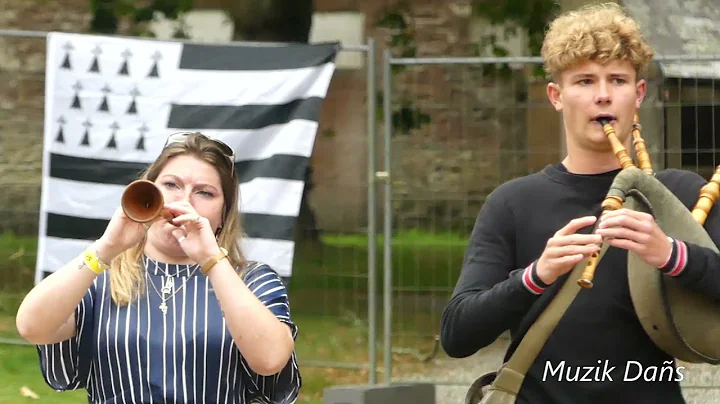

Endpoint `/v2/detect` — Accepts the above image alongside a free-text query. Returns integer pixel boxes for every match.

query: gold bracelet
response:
[202,247,229,275]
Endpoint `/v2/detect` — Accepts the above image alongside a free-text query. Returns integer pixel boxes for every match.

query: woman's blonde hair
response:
[540,2,655,81]
[109,132,246,306]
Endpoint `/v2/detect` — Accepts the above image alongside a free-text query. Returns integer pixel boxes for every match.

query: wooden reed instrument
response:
[577,116,720,288]
[631,113,654,175]
[692,167,720,225]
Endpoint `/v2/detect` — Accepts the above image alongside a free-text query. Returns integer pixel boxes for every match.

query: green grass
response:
[290,230,468,294]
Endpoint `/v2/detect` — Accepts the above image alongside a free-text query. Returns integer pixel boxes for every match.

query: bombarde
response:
[121,180,173,223]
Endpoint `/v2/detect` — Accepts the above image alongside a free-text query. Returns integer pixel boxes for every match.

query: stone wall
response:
[370,0,531,234]
[0,0,92,234]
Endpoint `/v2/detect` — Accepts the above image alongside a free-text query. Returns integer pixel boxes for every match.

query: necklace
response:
[146,266,200,315]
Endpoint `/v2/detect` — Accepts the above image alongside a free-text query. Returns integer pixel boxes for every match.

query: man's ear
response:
[635,78,647,108]
[546,82,563,112]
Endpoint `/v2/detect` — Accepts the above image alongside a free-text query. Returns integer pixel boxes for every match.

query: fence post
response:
[366,36,378,385]
[382,48,394,385]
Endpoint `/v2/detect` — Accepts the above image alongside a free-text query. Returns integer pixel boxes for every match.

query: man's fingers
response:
[599,214,652,233]
[554,216,598,237]
[596,227,649,244]
[601,208,653,222]
[554,254,587,266]
[547,244,600,258]
[547,233,602,247]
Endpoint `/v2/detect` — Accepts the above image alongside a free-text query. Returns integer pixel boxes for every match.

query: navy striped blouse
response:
[35,257,301,403]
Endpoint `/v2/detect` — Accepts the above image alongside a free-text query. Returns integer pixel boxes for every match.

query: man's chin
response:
[584,135,614,150]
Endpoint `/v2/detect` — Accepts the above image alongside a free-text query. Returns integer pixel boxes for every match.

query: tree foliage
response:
[89,0,193,36]
[471,0,561,56]
[470,0,561,77]
[374,1,432,136]
[225,0,313,42]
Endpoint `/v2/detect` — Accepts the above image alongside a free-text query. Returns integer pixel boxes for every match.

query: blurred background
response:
[1,0,720,403]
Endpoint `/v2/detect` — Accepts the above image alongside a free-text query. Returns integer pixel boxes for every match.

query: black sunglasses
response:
[163,132,236,175]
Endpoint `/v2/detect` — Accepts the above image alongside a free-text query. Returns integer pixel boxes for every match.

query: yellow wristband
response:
[82,248,109,275]
[202,247,229,275]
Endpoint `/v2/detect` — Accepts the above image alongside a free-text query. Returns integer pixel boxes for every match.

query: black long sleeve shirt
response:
[440,163,720,404]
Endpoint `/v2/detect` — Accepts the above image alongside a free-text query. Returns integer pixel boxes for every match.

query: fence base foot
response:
[323,382,435,404]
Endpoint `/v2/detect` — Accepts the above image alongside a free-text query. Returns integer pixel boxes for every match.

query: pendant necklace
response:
[147,266,200,315]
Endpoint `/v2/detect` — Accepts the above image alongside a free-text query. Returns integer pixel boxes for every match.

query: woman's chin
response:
[147,228,187,255]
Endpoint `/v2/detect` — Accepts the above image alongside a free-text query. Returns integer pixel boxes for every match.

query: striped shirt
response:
[35,257,301,403]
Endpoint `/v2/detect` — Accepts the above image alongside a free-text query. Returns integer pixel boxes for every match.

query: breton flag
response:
[35,31,339,284]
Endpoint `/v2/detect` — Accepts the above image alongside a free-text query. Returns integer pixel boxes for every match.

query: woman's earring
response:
[215,227,222,239]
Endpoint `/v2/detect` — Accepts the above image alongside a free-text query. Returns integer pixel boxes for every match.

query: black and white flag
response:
[36,32,339,284]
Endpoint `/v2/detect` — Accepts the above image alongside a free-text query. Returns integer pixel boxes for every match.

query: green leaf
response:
[375,10,407,29]
[132,6,155,24]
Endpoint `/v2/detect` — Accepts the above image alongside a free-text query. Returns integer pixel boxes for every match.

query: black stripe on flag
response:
[50,154,149,185]
[167,98,325,130]
[236,156,308,185]
[50,153,309,185]
[46,212,296,241]
[178,42,339,71]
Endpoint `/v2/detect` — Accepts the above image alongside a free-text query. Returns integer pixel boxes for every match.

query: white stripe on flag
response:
[49,120,319,163]
[238,178,305,217]
[172,63,336,106]
[43,237,94,272]
[241,238,295,278]
[184,121,319,161]
[41,236,295,278]
[45,177,305,219]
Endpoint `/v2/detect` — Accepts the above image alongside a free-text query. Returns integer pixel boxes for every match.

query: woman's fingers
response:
[171,228,187,243]
[171,213,204,227]
[164,201,197,216]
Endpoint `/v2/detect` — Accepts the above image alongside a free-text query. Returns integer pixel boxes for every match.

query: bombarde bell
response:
[121,180,172,223]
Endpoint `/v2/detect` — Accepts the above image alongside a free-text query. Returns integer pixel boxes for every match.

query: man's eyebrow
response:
[570,72,631,79]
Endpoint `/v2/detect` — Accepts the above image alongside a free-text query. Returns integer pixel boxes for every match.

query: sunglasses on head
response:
[163,132,236,175]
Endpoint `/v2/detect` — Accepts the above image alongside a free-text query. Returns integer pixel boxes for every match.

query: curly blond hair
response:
[541,2,654,80]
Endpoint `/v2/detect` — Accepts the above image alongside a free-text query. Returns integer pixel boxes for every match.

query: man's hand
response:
[536,216,602,285]
[596,208,672,268]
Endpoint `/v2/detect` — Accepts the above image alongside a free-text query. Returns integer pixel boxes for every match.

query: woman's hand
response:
[165,201,221,265]
[96,207,148,262]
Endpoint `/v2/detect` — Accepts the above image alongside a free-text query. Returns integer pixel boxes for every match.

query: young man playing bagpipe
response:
[440,3,720,403]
